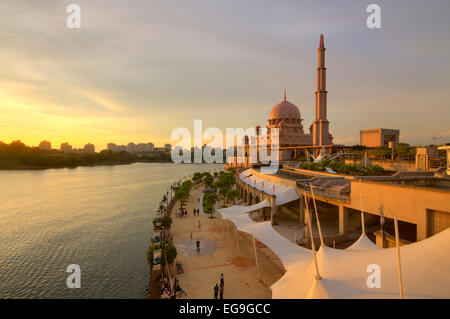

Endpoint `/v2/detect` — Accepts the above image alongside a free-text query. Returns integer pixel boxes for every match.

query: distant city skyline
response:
[1,1,449,150]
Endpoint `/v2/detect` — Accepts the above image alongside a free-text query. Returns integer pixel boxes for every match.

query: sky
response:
[0,0,449,151]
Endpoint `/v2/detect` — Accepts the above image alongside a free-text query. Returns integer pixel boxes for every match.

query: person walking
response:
[213,284,219,299]
[196,239,200,253]
[198,220,201,229]
[219,284,224,299]
[220,273,224,288]
[190,232,193,241]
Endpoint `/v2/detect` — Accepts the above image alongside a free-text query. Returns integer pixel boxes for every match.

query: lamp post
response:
[380,206,385,247]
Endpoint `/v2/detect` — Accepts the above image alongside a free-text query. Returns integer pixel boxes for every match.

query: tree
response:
[174,180,192,209]
[226,189,239,205]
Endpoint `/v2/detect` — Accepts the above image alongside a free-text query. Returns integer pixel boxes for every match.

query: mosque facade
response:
[254,34,333,161]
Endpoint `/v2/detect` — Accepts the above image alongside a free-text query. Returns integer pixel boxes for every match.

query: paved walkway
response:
[169,186,279,299]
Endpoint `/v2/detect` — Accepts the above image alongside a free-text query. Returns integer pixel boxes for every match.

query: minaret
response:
[312,34,330,146]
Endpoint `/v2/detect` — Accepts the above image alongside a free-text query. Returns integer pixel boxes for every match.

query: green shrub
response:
[152,215,172,229]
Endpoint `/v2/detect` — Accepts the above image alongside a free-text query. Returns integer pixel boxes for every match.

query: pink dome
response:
[269,100,300,120]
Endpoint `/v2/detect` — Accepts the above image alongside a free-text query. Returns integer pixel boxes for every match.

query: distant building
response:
[438,145,450,175]
[39,140,51,150]
[60,142,73,153]
[107,143,117,151]
[83,143,95,153]
[126,142,136,153]
[360,128,400,147]
[108,142,155,153]
[164,144,171,152]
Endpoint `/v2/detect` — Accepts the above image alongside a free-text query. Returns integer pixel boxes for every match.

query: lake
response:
[0,163,223,298]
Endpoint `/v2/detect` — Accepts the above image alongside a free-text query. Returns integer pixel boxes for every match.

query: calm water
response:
[0,163,223,298]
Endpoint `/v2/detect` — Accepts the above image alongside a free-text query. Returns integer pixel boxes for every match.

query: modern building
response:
[164,144,172,152]
[438,145,450,175]
[38,140,51,150]
[108,142,155,153]
[60,142,73,153]
[360,128,400,147]
[83,143,95,153]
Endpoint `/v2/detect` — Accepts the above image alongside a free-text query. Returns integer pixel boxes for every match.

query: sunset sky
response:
[1,0,449,150]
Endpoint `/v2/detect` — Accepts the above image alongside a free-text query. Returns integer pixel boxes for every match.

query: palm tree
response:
[226,189,239,205]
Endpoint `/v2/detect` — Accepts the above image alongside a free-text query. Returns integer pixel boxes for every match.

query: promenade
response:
[169,186,284,299]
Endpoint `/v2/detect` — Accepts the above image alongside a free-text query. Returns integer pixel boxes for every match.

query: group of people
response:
[213,274,225,299]
[176,208,187,218]
[161,277,185,299]
[176,207,201,218]
[193,208,200,216]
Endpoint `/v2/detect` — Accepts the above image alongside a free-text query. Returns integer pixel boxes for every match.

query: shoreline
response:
[165,181,284,299]
[0,160,175,171]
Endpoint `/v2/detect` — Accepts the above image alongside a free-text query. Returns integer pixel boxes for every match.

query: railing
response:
[296,180,350,199]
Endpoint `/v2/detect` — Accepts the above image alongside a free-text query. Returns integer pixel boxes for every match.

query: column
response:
[299,196,304,224]
[271,195,277,225]
[339,205,349,235]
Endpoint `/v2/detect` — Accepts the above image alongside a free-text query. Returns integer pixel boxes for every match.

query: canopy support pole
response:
[359,179,366,235]
[304,193,321,280]
[309,183,324,247]
[394,217,404,299]
[235,228,241,256]
[253,236,261,281]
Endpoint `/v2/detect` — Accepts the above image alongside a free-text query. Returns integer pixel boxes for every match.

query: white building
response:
[60,142,73,153]
[83,143,95,153]
[38,140,51,150]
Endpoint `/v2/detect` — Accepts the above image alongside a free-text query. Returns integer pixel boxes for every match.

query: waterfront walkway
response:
[169,186,283,299]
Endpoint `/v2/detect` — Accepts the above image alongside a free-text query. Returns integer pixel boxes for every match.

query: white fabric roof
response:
[219,195,450,299]
[239,170,298,203]
[218,199,270,216]
[218,205,310,270]
[346,233,381,251]
[272,228,450,299]
[275,187,300,206]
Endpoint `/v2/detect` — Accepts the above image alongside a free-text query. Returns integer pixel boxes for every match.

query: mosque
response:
[253,34,333,162]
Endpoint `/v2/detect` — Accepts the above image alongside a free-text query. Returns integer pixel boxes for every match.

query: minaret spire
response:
[312,33,331,146]
[283,87,287,101]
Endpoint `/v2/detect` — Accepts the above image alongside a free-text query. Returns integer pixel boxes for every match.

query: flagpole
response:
[359,179,365,235]
[309,182,324,247]
[394,217,404,299]
[304,192,321,280]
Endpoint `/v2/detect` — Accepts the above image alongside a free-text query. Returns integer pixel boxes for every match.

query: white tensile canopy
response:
[218,199,271,216]
[219,200,450,299]
[239,169,295,199]
[218,205,310,270]
[272,228,450,299]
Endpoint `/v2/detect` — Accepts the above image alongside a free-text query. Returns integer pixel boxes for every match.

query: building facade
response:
[360,128,400,147]
[243,34,334,163]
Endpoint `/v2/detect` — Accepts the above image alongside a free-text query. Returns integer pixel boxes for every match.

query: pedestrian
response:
[220,273,224,287]
[190,232,193,241]
[196,239,200,253]
[173,278,177,292]
[198,220,201,229]
[213,284,219,299]
[219,284,224,299]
